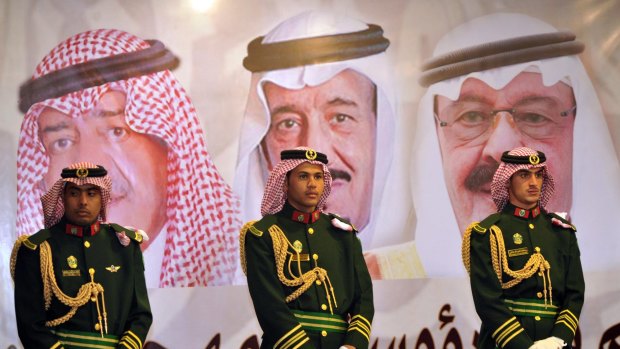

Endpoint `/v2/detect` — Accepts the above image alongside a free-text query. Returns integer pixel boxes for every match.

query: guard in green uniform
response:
[11,162,152,349]
[462,147,584,349]
[241,147,373,349]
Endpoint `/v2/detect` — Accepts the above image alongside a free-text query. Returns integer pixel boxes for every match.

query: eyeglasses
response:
[434,100,576,143]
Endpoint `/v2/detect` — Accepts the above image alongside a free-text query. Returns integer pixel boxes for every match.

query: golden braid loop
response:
[10,235,32,281]
[268,225,337,313]
[488,225,553,307]
[461,223,475,274]
[239,221,258,275]
[39,241,108,328]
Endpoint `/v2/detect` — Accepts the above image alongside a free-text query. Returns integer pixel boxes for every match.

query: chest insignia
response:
[508,247,529,258]
[292,240,303,253]
[105,265,121,273]
[513,233,523,245]
[67,255,78,269]
[62,270,81,277]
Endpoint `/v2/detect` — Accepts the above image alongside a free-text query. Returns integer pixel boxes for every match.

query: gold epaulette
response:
[239,221,259,275]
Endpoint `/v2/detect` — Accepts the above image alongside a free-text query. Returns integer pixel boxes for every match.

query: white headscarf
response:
[412,13,620,276]
[234,10,402,249]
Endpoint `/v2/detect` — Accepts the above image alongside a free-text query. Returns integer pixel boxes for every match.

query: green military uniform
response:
[464,203,584,349]
[242,203,374,349]
[12,218,152,349]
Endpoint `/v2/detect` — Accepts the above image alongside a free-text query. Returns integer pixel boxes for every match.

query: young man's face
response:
[63,182,102,226]
[435,72,575,231]
[38,90,168,244]
[285,162,325,213]
[509,168,544,209]
[262,69,376,228]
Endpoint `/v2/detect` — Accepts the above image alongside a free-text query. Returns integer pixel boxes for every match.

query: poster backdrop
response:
[1,0,619,348]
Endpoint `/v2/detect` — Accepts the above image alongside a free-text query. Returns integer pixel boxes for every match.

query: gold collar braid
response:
[462,224,553,308]
[268,225,338,314]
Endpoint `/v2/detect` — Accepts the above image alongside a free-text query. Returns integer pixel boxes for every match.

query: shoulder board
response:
[107,223,147,244]
[547,213,577,231]
[468,213,502,235]
[19,229,52,250]
[328,213,357,233]
[241,221,263,237]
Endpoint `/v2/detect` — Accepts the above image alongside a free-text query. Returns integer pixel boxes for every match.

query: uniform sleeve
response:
[244,231,314,349]
[343,236,374,348]
[469,230,534,349]
[117,244,152,349]
[550,231,584,343]
[14,246,65,349]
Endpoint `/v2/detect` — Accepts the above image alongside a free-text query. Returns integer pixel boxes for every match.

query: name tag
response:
[508,247,529,258]
[62,270,81,277]
[290,254,310,262]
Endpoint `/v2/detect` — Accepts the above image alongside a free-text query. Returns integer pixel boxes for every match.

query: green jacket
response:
[467,204,584,349]
[243,203,374,349]
[13,219,152,349]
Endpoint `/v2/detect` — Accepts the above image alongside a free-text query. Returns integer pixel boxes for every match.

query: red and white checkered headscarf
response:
[490,147,555,211]
[41,162,112,228]
[17,29,240,287]
[261,147,332,216]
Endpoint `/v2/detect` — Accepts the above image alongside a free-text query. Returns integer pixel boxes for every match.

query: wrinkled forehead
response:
[437,71,574,103]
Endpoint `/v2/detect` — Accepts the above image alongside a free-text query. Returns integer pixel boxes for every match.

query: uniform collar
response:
[281,202,321,224]
[64,220,101,237]
[505,203,541,219]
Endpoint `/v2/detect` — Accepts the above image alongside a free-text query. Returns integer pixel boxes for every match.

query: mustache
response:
[329,168,351,182]
[464,161,499,192]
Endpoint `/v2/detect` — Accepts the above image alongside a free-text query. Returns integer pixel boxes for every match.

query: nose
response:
[73,125,114,170]
[303,114,334,153]
[480,112,524,163]
[78,191,89,206]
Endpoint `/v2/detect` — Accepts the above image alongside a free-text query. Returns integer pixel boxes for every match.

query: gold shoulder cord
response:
[40,241,109,336]
[268,225,338,314]
[462,224,553,308]
[10,235,30,280]
[239,221,258,275]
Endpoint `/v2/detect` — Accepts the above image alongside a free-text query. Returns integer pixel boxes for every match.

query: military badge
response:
[518,209,526,217]
[513,233,523,245]
[297,214,305,222]
[105,265,121,272]
[67,255,78,269]
[293,240,303,253]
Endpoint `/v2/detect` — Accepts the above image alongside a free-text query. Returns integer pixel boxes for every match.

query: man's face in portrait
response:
[38,90,168,247]
[435,72,575,231]
[261,69,377,229]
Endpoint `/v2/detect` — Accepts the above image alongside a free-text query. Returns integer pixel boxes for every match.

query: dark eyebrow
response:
[326,97,357,107]
[41,121,70,133]
[270,105,298,116]
[93,108,124,118]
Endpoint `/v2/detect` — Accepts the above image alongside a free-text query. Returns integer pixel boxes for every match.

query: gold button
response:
[321,304,327,310]
[538,272,543,276]
[91,297,97,302]
[89,268,95,275]
[529,224,534,229]
[313,254,319,260]
[537,292,543,298]
[534,316,541,321]
[321,330,327,337]
[84,241,91,248]
[95,323,101,331]
[535,247,541,252]
[308,228,314,234]
[316,280,322,285]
